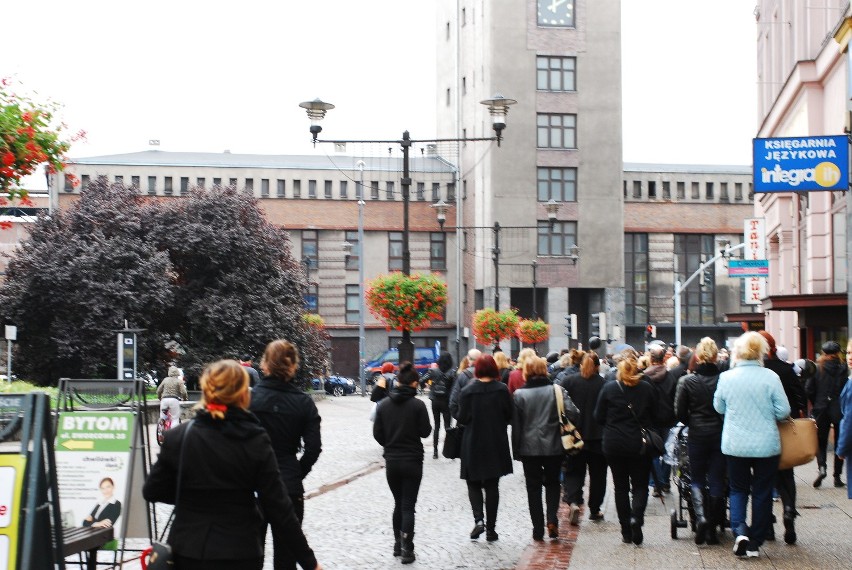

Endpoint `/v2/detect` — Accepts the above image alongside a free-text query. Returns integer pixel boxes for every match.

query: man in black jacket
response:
[806,340,848,489]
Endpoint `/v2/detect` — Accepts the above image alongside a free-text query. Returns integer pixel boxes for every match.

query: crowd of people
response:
[144,329,851,567]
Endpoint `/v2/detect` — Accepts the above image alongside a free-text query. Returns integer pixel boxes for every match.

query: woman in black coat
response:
[457,355,513,542]
[250,339,322,570]
[421,351,454,459]
[373,362,432,563]
[560,352,608,523]
[594,352,657,546]
[674,336,725,545]
[143,360,320,570]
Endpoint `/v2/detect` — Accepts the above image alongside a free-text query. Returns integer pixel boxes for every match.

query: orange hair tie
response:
[206,403,227,413]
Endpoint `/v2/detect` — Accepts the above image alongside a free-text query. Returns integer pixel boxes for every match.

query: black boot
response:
[782,507,797,545]
[400,531,415,564]
[814,465,827,488]
[705,496,721,545]
[630,516,643,545]
[621,523,632,543]
[692,489,707,545]
[766,513,776,541]
[393,525,401,556]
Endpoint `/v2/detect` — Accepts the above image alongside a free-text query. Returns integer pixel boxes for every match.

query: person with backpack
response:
[422,351,455,459]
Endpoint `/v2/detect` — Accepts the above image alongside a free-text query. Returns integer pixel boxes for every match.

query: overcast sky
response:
[3,1,756,190]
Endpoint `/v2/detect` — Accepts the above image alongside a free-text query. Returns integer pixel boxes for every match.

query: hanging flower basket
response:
[302,313,325,329]
[0,78,83,198]
[365,272,448,332]
[472,308,519,346]
[517,318,550,345]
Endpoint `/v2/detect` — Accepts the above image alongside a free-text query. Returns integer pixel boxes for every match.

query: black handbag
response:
[142,420,194,570]
[442,425,464,459]
[617,382,664,457]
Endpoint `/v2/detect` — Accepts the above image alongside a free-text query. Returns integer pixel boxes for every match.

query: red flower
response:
[1,152,14,166]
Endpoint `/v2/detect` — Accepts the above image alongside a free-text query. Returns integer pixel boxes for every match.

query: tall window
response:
[537,114,576,148]
[677,181,685,199]
[345,285,360,324]
[180,177,189,194]
[388,232,403,270]
[447,183,456,202]
[304,283,318,313]
[277,179,285,197]
[674,234,715,325]
[147,176,156,195]
[131,175,140,189]
[624,233,649,324]
[229,178,237,188]
[536,56,576,91]
[244,178,254,195]
[302,230,318,269]
[705,182,714,199]
[324,180,333,199]
[261,179,270,197]
[371,181,380,200]
[386,181,395,200]
[308,180,317,199]
[345,230,360,270]
[662,181,671,200]
[115,175,124,184]
[196,177,205,189]
[537,221,577,256]
[164,177,173,195]
[691,182,699,199]
[82,174,91,190]
[340,180,348,199]
[293,180,301,198]
[431,183,440,202]
[416,182,425,201]
[430,232,446,270]
[537,167,576,202]
[213,177,222,187]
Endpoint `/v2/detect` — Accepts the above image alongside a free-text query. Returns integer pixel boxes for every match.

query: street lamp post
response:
[299,95,517,364]
[357,160,366,396]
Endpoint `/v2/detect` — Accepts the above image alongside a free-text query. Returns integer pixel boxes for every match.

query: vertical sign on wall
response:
[744,218,767,305]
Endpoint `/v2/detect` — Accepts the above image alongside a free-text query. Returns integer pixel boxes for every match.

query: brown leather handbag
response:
[777,417,818,470]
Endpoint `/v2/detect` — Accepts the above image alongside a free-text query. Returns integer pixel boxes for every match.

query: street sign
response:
[728,259,769,278]
[753,135,848,192]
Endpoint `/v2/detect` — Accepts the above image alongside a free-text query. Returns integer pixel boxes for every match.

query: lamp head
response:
[299,98,335,142]
[568,244,580,265]
[431,199,450,230]
[480,94,517,146]
[545,198,560,227]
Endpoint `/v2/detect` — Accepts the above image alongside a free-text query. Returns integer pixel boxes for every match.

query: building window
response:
[293,180,301,198]
[677,181,685,199]
[164,177,173,195]
[147,176,156,195]
[632,180,641,199]
[691,182,699,199]
[345,284,360,324]
[245,178,254,195]
[662,181,671,200]
[537,221,577,256]
[537,113,576,148]
[536,56,576,91]
[389,231,403,270]
[674,234,715,325]
[537,167,576,202]
[624,233,649,324]
[229,178,237,188]
[324,180,332,199]
[180,177,189,194]
[386,181,395,200]
[417,182,425,201]
[431,232,446,270]
[63,173,74,191]
[648,181,656,199]
[277,179,285,197]
[304,283,318,313]
[340,180,348,199]
[371,181,379,200]
[115,175,123,184]
[213,177,222,187]
[705,182,714,200]
[196,177,205,189]
[447,183,456,202]
[345,230,360,270]
[734,182,743,201]
[261,179,270,197]
[302,230,318,269]
[432,183,440,202]
[81,174,91,190]
[720,182,728,201]
[130,175,140,189]
[308,180,316,199]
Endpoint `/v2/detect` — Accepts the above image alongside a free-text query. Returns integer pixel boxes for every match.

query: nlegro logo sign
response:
[752,135,848,192]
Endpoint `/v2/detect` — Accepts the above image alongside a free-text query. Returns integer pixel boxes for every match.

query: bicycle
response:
[156,408,172,446]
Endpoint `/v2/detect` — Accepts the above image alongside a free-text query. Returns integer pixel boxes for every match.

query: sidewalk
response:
[114,394,852,569]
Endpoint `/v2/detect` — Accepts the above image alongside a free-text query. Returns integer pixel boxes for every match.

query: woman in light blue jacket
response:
[713,332,790,560]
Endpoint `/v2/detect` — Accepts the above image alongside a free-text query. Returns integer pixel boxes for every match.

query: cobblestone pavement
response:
[106,394,852,569]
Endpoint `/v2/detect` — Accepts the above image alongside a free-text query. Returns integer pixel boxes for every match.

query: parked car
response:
[311,374,357,397]
[363,343,441,388]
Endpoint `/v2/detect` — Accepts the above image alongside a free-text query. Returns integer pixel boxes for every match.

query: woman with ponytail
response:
[143,360,321,569]
[594,351,657,546]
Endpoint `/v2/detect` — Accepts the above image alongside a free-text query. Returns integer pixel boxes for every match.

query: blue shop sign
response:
[752,135,848,192]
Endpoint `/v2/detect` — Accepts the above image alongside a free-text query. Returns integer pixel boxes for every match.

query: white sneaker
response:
[733,535,749,557]
[746,541,760,558]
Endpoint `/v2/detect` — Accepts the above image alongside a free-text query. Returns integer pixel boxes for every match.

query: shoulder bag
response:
[617,382,664,457]
[777,417,818,470]
[555,384,584,454]
[141,420,194,570]
[442,425,464,459]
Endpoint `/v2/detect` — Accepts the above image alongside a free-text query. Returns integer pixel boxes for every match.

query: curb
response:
[515,501,580,570]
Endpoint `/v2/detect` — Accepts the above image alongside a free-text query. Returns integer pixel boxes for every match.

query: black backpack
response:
[431,370,450,396]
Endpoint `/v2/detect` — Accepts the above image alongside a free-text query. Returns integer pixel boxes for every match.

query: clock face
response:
[537,0,574,27]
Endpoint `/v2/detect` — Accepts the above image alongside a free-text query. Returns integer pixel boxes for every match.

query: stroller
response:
[668,424,729,540]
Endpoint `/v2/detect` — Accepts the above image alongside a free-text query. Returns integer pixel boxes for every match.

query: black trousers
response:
[775,467,796,514]
[606,454,652,527]
[521,455,562,531]
[272,494,304,570]
[562,442,608,512]
[816,413,844,476]
[431,398,451,451]
[467,478,500,529]
[386,459,424,534]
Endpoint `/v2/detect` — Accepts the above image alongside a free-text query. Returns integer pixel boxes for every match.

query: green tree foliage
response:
[0,178,326,385]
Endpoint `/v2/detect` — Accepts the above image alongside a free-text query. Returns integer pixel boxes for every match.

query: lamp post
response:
[356,160,366,396]
[299,96,517,364]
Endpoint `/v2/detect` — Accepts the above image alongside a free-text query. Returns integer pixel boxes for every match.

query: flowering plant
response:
[517,318,550,345]
[365,272,448,331]
[472,308,519,346]
[302,313,325,328]
[0,78,83,197]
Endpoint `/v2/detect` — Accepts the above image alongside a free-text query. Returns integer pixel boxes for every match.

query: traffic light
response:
[591,312,606,338]
[564,314,578,340]
[645,324,657,341]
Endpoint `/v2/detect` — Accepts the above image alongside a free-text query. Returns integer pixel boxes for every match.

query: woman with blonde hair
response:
[674,337,725,544]
[250,339,322,570]
[594,351,657,545]
[493,351,513,384]
[512,356,579,540]
[508,348,537,395]
[714,332,789,559]
[144,360,321,569]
